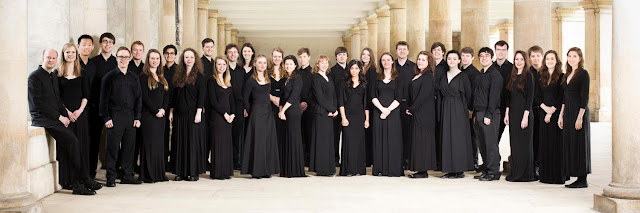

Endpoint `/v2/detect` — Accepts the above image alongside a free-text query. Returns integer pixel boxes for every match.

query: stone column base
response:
[0,193,40,213]
[594,194,640,213]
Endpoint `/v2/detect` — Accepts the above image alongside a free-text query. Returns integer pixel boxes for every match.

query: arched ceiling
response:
[210,0,582,38]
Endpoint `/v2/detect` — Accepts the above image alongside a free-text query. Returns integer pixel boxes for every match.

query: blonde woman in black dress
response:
[208,56,235,180]
[309,55,338,176]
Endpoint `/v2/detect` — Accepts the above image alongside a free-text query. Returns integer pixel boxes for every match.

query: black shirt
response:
[80,57,96,90]
[299,65,313,103]
[99,68,142,122]
[89,54,117,105]
[434,59,449,83]
[395,59,416,101]
[473,66,503,119]
[28,66,66,127]
[201,56,214,78]
[491,60,513,108]
[462,64,480,110]
[229,63,245,101]
[164,63,177,105]
[128,60,144,76]
[329,63,347,101]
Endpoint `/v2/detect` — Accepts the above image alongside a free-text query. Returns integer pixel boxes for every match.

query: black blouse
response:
[408,73,436,130]
[207,77,235,116]
[312,73,337,115]
[59,75,90,111]
[243,77,271,114]
[280,75,303,107]
[140,73,170,115]
[535,73,564,108]
[171,73,206,114]
[338,82,367,114]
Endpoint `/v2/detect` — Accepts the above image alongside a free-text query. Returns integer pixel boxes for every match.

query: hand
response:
[558,117,564,129]
[194,112,201,123]
[364,120,370,129]
[484,117,491,126]
[380,113,388,120]
[381,108,391,116]
[244,109,248,118]
[133,120,141,128]
[341,118,349,127]
[575,117,583,130]
[59,115,70,127]
[549,106,557,114]
[271,97,280,106]
[278,111,286,120]
[468,110,473,119]
[105,119,113,128]
[67,110,76,122]
[328,112,333,117]
[503,115,509,126]
[300,102,308,111]
[155,110,164,118]
[224,113,230,122]
[72,109,83,121]
[544,113,552,123]
[228,114,235,123]
[169,111,174,123]
[521,116,528,129]
[405,109,412,116]
[333,111,338,118]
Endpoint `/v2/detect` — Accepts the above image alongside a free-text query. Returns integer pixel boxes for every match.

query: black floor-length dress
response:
[371,78,403,177]
[407,73,437,172]
[207,78,235,179]
[536,73,565,184]
[365,66,377,167]
[562,70,591,177]
[279,75,306,178]
[270,76,286,143]
[438,72,474,174]
[139,74,169,182]
[506,72,536,182]
[58,75,91,187]
[309,73,337,176]
[338,83,367,176]
[242,78,280,177]
[171,73,207,178]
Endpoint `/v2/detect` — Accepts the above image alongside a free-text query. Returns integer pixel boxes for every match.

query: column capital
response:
[495,23,513,30]
[580,0,612,12]
[386,0,406,9]
[231,29,239,35]
[351,27,361,35]
[197,0,209,9]
[342,36,352,42]
[375,8,390,17]
[208,9,218,17]
[553,7,581,21]
[217,17,227,24]
[225,23,233,30]
[358,22,368,30]
[365,16,378,24]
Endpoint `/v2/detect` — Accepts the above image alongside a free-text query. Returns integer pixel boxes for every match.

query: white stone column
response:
[208,10,219,57]
[388,0,407,58]
[343,36,352,59]
[225,23,232,46]
[461,0,489,67]
[351,27,361,60]
[429,0,452,49]
[0,1,38,212]
[217,17,226,57]
[582,0,612,122]
[231,29,239,45]
[366,16,379,57]
[496,23,512,44]
[376,7,391,57]
[594,1,640,212]
[133,0,152,49]
[160,0,176,47]
[83,0,109,56]
[514,0,552,52]
[551,9,563,55]
[406,0,426,60]
[238,37,245,45]
[358,22,369,52]
[182,0,198,49]
[197,0,209,55]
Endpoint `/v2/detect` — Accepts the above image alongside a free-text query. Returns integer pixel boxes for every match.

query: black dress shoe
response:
[441,173,454,179]
[252,175,262,179]
[174,176,183,181]
[450,173,465,179]
[163,176,169,181]
[62,183,73,190]
[479,174,500,181]
[120,177,142,184]
[72,184,96,196]
[408,172,428,178]
[106,181,116,187]
[186,176,199,181]
[474,173,486,179]
[225,176,231,179]
[565,180,588,188]
[84,179,103,190]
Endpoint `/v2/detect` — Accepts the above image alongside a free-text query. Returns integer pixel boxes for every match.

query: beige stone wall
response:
[243,37,342,64]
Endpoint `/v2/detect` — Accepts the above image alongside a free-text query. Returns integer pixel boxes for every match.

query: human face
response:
[530,51,543,68]
[336,52,348,64]
[148,52,161,69]
[447,53,460,69]
[255,57,268,72]
[203,42,214,57]
[479,52,493,67]
[284,59,296,74]
[495,44,508,60]
[349,64,361,78]
[42,49,58,70]
[131,44,144,60]
[396,45,408,60]
[183,51,195,68]
[514,53,526,71]
[215,58,227,74]
[431,46,443,60]
[298,53,310,67]
[318,59,329,72]
[567,51,580,69]
[226,47,238,62]
[381,55,393,70]
[116,50,131,69]
[100,37,114,54]
[361,50,371,64]
[272,51,282,66]
[461,53,473,66]
[164,48,176,64]
[78,38,94,57]
[242,47,254,62]
[545,53,557,70]
[63,47,77,63]
[416,54,428,70]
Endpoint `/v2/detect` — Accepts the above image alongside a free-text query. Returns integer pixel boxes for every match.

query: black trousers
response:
[301,107,314,166]
[333,116,342,163]
[45,122,89,184]
[498,106,507,144]
[164,115,171,170]
[475,111,501,175]
[105,110,136,181]
[88,104,103,178]
[400,100,411,167]
[232,99,245,168]
[469,118,479,165]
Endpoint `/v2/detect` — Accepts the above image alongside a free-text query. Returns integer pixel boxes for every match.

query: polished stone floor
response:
[41,123,611,212]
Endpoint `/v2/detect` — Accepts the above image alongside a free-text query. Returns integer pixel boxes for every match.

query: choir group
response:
[27,32,592,196]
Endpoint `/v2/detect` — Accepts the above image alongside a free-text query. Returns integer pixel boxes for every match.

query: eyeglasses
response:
[117,56,130,60]
[164,52,176,55]
[101,40,114,44]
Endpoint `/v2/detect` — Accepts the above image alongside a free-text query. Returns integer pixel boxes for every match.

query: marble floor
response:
[41,123,612,213]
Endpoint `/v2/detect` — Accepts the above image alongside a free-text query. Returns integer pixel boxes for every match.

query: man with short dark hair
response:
[201,38,216,78]
[394,41,416,167]
[162,44,177,171]
[528,45,544,177]
[29,49,100,195]
[491,40,513,149]
[430,41,447,170]
[329,46,348,166]
[226,43,244,169]
[298,47,313,166]
[461,46,481,171]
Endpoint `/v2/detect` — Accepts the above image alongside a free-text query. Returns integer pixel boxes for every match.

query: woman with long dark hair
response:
[139,49,170,183]
[536,50,565,184]
[558,47,591,188]
[278,55,306,178]
[504,50,536,182]
[338,59,369,176]
[169,48,207,181]
[309,55,337,176]
[208,57,235,180]
[361,47,377,167]
[406,51,437,178]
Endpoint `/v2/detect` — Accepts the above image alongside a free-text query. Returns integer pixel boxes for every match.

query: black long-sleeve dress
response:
[309,73,337,176]
[58,74,91,187]
[371,77,403,177]
[536,73,565,184]
[270,76,286,143]
[139,74,169,182]
[562,70,591,177]
[242,78,280,177]
[407,73,437,172]
[438,72,474,174]
[364,66,377,167]
[506,72,536,182]
[338,82,367,176]
[279,75,306,178]
[171,73,207,178]
[207,78,235,179]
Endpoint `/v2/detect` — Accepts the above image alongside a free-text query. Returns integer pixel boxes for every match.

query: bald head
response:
[42,48,58,72]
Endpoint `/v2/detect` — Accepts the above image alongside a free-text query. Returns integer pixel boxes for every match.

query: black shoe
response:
[441,173,454,179]
[565,180,588,188]
[84,179,103,190]
[142,179,154,183]
[72,184,96,196]
[408,172,428,178]
[225,176,231,179]
[62,183,73,190]
[187,176,199,181]
[252,175,262,179]
[120,177,142,184]
[479,174,500,181]
[474,173,486,179]
[163,176,169,181]
[174,176,183,181]
[106,180,116,187]
[450,173,465,179]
